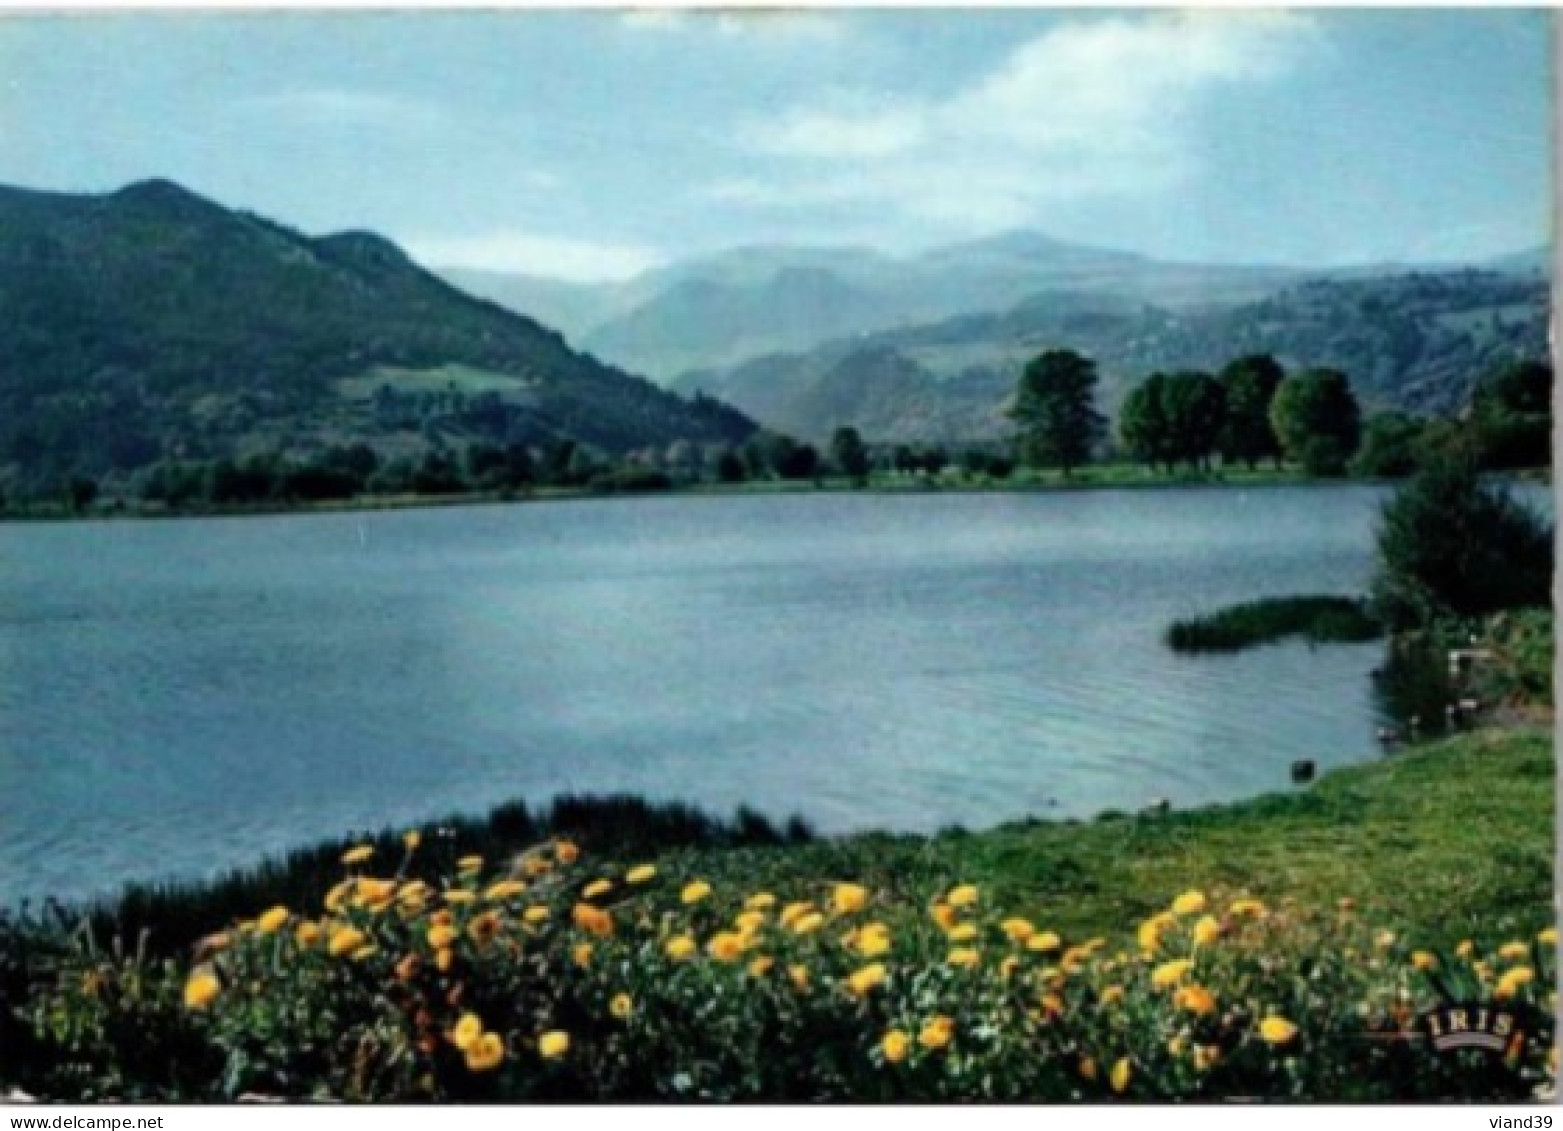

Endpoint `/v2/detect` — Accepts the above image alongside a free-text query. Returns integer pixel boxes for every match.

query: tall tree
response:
[1008,349,1105,478]
[1270,368,1362,476]
[1161,371,1227,471]
[1218,355,1285,469]
[829,426,871,483]
[1118,373,1173,473]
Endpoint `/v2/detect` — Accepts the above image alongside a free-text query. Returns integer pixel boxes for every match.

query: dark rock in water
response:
[1290,759,1317,783]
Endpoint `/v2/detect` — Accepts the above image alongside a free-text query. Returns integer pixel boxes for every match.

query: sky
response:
[0,9,1553,280]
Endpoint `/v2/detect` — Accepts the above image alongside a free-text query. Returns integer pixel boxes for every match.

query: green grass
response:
[652,726,1554,951]
[1166,595,1384,653]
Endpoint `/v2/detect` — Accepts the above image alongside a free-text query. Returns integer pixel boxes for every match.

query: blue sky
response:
[0,9,1552,279]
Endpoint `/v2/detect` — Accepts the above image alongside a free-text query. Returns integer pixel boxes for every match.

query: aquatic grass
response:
[1166,595,1383,653]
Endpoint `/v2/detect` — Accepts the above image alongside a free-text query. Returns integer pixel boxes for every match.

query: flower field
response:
[9,830,1555,1102]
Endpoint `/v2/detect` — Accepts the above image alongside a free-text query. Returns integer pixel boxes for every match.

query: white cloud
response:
[620,9,843,42]
[240,89,447,133]
[730,11,1320,232]
[403,229,665,282]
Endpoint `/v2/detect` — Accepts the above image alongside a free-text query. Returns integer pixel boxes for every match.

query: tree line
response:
[1008,348,1550,480]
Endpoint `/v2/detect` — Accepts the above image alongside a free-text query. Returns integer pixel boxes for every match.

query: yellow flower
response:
[1496,967,1535,999]
[554,840,580,865]
[402,829,422,852]
[573,942,594,968]
[1374,929,1396,950]
[427,923,457,950]
[464,1032,504,1073]
[780,901,814,929]
[735,909,768,935]
[832,882,870,915]
[444,890,477,906]
[538,1031,570,1059]
[1456,939,1476,959]
[665,934,697,961]
[349,944,378,962]
[1539,927,1558,946]
[295,921,322,947]
[328,925,367,958]
[626,864,657,885]
[183,969,220,1009]
[341,844,374,866]
[395,953,420,982]
[748,955,775,978]
[1499,941,1531,962]
[856,924,892,958]
[846,962,887,996]
[931,903,958,932]
[1078,1056,1098,1082]
[745,892,776,910]
[1000,917,1035,943]
[791,911,825,935]
[582,879,614,900]
[1411,951,1438,972]
[1026,930,1062,953]
[1228,897,1266,917]
[1040,992,1064,1017]
[435,947,454,973]
[946,884,979,908]
[999,956,1020,979]
[1174,983,1217,1017]
[522,905,550,924]
[1192,915,1221,947]
[324,879,355,912]
[1259,1016,1299,1045]
[707,931,747,963]
[449,1012,483,1051]
[571,902,614,938]
[1194,1045,1221,1073]
[256,906,290,935]
[947,922,979,943]
[1151,958,1194,989]
[918,1015,954,1050]
[881,1029,910,1064]
[1100,985,1125,1006]
[1138,913,1174,953]
[1171,889,1207,916]
[681,879,713,905]
[483,879,527,901]
[467,911,502,947]
[1110,1057,1131,1094]
[610,993,633,1020]
[946,946,980,969]
[788,963,810,991]
[457,854,484,875]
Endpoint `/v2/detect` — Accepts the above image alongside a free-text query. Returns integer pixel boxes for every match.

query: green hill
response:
[0,179,755,493]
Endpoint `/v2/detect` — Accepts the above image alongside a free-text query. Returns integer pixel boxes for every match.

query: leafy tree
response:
[1008,349,1105,478]
[777,443,820,481]
[830,426,871,483]
[65,475,98,513]
[1372,456,1553,629]
[1350,413,1426,479]
[1472,359,1551,471]
[1119,374,1173,473]
[1270,369,1361,476]
[715,447,747,484]
[1218,355,1285,469]
[1160,371,1227,471]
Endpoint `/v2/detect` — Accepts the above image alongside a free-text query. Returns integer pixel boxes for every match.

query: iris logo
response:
[1421,1002,1528,1058]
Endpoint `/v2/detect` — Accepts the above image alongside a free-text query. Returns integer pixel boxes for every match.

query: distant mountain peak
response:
[109,177,223,216]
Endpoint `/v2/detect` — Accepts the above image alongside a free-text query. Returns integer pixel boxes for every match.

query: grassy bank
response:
[2,727,1552,1100]
[1165,595,1384,653]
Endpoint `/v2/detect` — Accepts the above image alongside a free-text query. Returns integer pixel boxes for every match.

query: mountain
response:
[438,232,1311,383]
[672,268,1552,444]
[0,179,756,489]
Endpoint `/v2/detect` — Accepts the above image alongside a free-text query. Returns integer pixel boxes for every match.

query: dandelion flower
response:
[610,993,633,1020]
[1496,967,1535,999]
[1151,958,1194,989]
[522,905,550,925]
[341,844,374,866]
[324,879,355,912]
[553,840,580,864]
[745,892,776,910]
[1100,985,1125,1006]
[1000,955,1020,979]
[1456,939,1476,959]
[256,906,290,935]
[748,955,774,978]
[931,903,958,932]
[788,964,810,991]
[681,879,713,905]
[538,1031,570,1059]
[856,924,892,958]
[457,855,484,875]
[467,911,502,947]
[1411,951,1438,972]
[350,943,378,962]
[183,969,220,1009]
[1539,927,1558,946]
[402,829,421,852]
[735,910,768,935]
[1228,898,1266,917]
[1499,941,1531,962]
[428,924,458,949]
[1110,1057,1131,1093]
[780,901,814,929]
[444,890,477,906]
[946,946,980,969]
[665,934,697,961]
[1194,1045,1220,1073]
[1174,983,1217,1017]
[847,962,887,996]
[465,1032,504,1073]
[832,883,869,915]
[1259,1016,1299,1045]
[328,925,367,958]
[707,931,747,963]
[1171,890,1206,916]
[449,1013,484,1051]
[1027,930,1062,953]
[571,903,614,938]
[792,911,825,935]
[435,947,454,973]
[484,880,527,902]
[1001,917,1035,943]
[881,1029,910,1064]
[918,1015,954,1050]
[946,884,979,908]
[947,923,979,943]
[582,879,613,900]
[573,943,594,968]
[1192,915,1221,947]
[295,921,322,947]
[1079,1056,1097,1081]
[395,953,420,982]
[626,864,657,885]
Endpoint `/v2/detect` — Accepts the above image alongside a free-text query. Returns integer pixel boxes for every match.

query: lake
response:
[0,484,1479,905]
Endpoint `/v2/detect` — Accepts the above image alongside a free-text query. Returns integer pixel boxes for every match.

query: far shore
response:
[6,463,1547,525]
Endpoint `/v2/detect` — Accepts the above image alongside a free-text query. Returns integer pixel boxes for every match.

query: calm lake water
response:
[0,484,1529,905]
